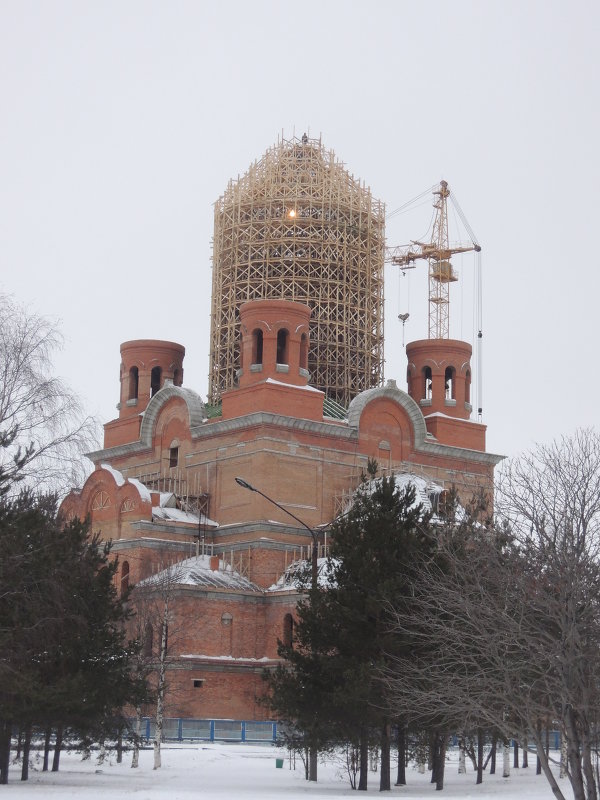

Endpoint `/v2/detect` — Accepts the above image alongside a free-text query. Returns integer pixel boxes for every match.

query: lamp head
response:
[235,477,256,492]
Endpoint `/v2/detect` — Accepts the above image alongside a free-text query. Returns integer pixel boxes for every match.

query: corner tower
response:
[406,338,472,420]
[104,339,185,449]
[209,134,385,408]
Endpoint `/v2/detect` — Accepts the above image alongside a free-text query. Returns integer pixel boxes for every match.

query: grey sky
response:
[1,0,598,462]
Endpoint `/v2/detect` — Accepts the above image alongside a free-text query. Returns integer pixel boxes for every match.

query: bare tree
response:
[128,586,157,769]
[0,294,98,495]
[497,429,600,800]
[130,557,186,770]
[383,430,600,800]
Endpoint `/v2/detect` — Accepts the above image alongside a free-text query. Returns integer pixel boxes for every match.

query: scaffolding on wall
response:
[209,134,385,407]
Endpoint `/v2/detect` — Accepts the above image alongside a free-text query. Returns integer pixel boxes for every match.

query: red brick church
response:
[60,136,501,725]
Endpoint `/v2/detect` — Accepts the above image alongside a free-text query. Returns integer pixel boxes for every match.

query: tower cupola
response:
[221,299,324,420]
[119,339,185,420]
[237,299,311,389]
[406,338,473,420]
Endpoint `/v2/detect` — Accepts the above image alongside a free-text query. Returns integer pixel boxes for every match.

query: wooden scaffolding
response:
[208,134,385,407]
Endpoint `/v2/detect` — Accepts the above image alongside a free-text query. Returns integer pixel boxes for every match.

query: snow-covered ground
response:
[2,743,573,799]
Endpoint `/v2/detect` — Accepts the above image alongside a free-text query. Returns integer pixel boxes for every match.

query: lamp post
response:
[234,477,319,591]
[234,476,320,781]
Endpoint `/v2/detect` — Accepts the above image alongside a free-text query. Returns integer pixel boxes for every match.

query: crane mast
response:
[388,180,481,339]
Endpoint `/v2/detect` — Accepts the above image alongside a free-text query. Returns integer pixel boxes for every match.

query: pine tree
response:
[266,475,435,790]
[0,491,147,782]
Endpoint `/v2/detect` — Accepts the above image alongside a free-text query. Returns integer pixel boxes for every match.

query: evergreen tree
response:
[266,475,435,790]
[0,491,147,782]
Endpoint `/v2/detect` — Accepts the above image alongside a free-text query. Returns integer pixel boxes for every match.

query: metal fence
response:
[136,718,277,743]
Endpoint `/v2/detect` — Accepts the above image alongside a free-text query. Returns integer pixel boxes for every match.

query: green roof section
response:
[204,402,223,419]
[323,396,347,420]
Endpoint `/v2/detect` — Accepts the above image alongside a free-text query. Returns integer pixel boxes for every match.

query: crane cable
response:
[450,189,483,422]
[449,190,480,248]
[386,184,438,221]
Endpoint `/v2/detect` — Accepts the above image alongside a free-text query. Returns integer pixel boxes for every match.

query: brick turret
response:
[222,299,323,420]
[118,339,185,420]
[103,339,185,449]
[406,338,473,419]
[406,338,485,450]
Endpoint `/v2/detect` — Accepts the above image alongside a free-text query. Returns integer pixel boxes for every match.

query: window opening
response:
[465,369,471,403]
[252,329,263,365]
[276,329,289,365]
[128,367,139,400]
[151,366,162,396]
[423,366,433,399]
[169,446,179,468]
[144,623,153,657]
[283,613,294,648]
[173,368,182,387]
[445,367,455,400]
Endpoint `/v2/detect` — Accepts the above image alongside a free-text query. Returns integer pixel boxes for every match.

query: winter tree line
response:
[265,433,600,800]
[0,296,187,782]
[2,295,600,800]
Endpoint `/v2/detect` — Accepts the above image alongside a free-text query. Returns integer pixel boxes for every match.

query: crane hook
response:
[398,313,410,347]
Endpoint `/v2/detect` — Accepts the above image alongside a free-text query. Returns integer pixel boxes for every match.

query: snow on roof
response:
[357,473,468,524]
[264,377,322,393]
[100,463,126,486]
[267,557,333,592]
[140,555,261,592]
[151,506,212,525]
[388,472,442,512]
[159,491,176,507]
[424,411,478,424]
[100,463,152,502]
[129,477,151,502]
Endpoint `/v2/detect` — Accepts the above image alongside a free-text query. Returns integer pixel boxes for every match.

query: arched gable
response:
[64,463,152,540]
[139,386,206,448]
[347,379,428,463]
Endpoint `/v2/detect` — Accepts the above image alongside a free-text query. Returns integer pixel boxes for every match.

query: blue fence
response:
[137,718,277,743]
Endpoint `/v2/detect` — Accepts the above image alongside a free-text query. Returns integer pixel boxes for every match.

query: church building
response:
[60,135,501,726]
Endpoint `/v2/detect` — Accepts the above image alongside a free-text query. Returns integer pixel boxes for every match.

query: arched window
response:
[276,329,289,365]
[151,366,162,397]
[173,368,182,387]
[300,334,308,370]
[423,366,433,400]
[282,613,294,649]
[445,366,456,400]
[465,369,471,404]
[128,367,139,400]
[120,561,130,597]
[252,329,263,365]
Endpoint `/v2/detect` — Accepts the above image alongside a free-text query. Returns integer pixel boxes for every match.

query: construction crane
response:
[386,180,481,340]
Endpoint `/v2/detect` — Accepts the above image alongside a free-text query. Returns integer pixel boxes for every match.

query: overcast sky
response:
[1,0,598,462]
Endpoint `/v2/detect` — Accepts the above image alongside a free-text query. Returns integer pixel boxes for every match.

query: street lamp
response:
[235,476,320,782]
[234,477,319,591]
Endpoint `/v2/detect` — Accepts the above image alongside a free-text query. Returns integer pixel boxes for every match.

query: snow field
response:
[2,743,572,799]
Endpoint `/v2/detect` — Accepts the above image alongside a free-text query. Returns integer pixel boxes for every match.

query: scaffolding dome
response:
[208,134,385,407]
